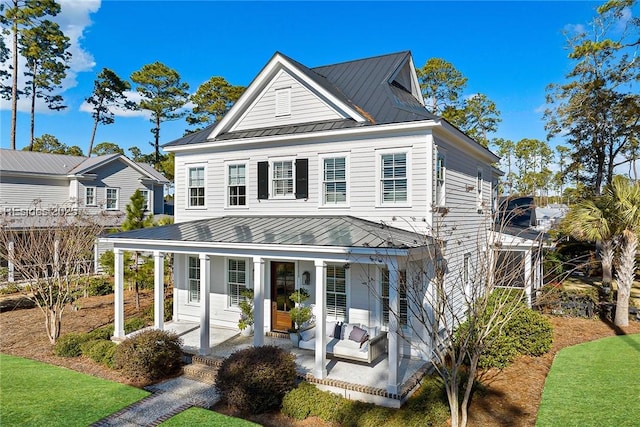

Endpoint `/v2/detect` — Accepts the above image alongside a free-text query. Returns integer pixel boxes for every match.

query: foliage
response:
[53,332,89,357]
[186,76,244,131]
[122,189,154,231]
[81,339,117,367]
[99,250,115,276]
[215,346,297,414]
[160,407,258,426]
[143,297,174,322]
[130,62,190,164]
[85,276,113,297]
[91,141,125,156]
[0,354,148,427]
[288,288,312,330]
[26,133,83,156]
[85,68,136,156]
[113,329,182,381]
[417,57,467,115]
[535,283,600,318]
[237,289,254,330]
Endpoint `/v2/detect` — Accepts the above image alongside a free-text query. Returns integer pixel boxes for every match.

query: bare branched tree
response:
[0,203,105,344]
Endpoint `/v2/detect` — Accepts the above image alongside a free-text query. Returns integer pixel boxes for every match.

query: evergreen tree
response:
[186,76,244,132]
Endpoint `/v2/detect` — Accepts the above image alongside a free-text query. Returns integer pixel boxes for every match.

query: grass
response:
[536,334,640,426]
[0,353,148,426]
[161,407,259,426]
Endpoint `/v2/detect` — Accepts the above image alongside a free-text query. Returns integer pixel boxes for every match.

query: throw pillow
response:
[348,325,367,343]
[333,322,343,339]
[300,328,315,342]
[327,322,336,337]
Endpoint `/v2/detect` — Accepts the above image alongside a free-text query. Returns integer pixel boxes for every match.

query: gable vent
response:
[275,87,291,117]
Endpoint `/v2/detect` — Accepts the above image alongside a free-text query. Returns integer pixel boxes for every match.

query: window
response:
[228,259,247,307]
[140,189,149,211]
[435,152,446,206]
[228,164,246,206]
[188,166,205,207]
[188,256,200,303]
[382,268,408,327]
[272,160,293,196]
[323,157,347,204]
[380,152,407,203]
[85,187,96,206]
[326,265,347,321]
[477,168,483,211]
[106,188,118,210]
[275,87,291,116]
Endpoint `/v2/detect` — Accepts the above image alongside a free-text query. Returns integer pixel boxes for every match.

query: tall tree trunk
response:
[10,10,18,150]
[614,230,637,327]
[29,73,36,150]
[88,118,99,157]
[154,115,161,165]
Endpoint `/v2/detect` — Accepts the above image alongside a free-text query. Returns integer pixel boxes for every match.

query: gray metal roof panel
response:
[0,149,85,174]
[106,216,431,249]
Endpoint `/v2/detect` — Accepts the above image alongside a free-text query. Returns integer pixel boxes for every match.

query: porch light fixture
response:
[302,271,310,286]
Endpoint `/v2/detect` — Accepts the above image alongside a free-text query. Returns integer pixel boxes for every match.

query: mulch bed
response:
[1,291,639,426]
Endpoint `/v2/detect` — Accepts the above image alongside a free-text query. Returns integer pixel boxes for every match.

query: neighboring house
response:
[101,51,537,396]
[0,149,169,281]
[534,204,568,232]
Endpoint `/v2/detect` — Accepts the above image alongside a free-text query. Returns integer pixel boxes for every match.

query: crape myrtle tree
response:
[0,203,105,343]
[361,209,536,427]
[131,62,189,165]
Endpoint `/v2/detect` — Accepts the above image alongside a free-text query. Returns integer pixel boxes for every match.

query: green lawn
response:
[0,353,148,426]
[536,334,640,426]
[161,407,258,426]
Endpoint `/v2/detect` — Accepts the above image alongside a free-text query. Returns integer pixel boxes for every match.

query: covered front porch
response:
[101,216,433,397]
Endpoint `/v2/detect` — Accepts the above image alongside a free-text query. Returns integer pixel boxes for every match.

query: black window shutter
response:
[295,158,308,199]
[257,161,268,199]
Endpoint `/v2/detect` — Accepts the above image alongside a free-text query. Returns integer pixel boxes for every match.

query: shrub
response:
[215,345,296,414]
[99,250,115,276]
[113,329,182,381]
[124,317,148,334]
[54,333,90,357]
[85,276,112,297]
[86,325,114,341]
[506,308,553,356]
[81,339,117,366]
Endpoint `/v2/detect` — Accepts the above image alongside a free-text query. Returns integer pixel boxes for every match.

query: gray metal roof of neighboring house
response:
[164,51,437,148]
[105,216,432,249]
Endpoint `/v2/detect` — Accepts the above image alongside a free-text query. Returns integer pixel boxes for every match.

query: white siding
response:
[232,69,343,132]
[0,176,70,210]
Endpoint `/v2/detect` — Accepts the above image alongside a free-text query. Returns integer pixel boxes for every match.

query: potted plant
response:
[288,288,312,345]
[238,289,254,336]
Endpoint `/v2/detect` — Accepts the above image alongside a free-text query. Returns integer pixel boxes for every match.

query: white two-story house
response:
[102,51,540,396]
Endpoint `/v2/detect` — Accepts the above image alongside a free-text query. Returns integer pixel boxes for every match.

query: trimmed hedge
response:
[113,329,183,381]
[81,339,117,367]
[53,333,90,357]
[215,345,297,414]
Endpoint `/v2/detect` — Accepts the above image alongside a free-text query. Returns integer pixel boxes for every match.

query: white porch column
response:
[314,260,327,379]
[524,249,532,308]
[199,253,211,355]
[153,251,165,330]
[387,263,400,395]
[253,257,265,346]
[7,240,14,283]
[113,249,125,339]
[93,241,99,274]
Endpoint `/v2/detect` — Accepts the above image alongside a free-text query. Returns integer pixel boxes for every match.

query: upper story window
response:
[228,258,247,307]
[322,156,347,205]
[228,164,246,206]
[272,160,293,196]
[378,151,408,205]
[106,188,118,210]
[188,256,200,304]
[140,189,150,211]
[477,168,484,212]
[326,265,347,321]
[381,268,408,327]
[85,187,96,206]
[435,151,446,207]
[275,87,291,116]
[188,166,205,208]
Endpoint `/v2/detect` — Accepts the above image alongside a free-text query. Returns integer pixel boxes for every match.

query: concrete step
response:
[183,363,218,385]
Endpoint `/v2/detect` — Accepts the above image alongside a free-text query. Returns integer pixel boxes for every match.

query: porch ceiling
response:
[104,215,431,250]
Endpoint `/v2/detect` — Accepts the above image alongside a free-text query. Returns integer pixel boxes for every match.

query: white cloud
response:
[563,23,586,36]
[0,0,101,113]
[79,90,152,119]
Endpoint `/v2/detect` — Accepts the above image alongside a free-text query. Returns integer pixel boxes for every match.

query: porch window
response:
[188,166,205,207]
[435,151,446,206]
[228,259,247,307]
[326,265,347,321]
[380,152,407,203]
[139,189,149,211]
[85,187,96,206]
[188,256,200,303]
[272,160,293,196]
[106,188,118,210]
[382,268,407,326]
[323,157,347,204]
[228,164,246,206]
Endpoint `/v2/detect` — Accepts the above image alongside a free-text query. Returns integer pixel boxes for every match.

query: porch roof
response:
[104,215,431,250]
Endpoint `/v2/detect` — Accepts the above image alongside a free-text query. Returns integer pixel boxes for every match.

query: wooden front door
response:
[271,261,295,332]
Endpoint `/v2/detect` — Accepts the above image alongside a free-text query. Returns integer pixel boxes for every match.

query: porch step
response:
[183,354,225,385]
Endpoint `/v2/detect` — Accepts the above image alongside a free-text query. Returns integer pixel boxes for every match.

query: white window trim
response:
[224,161,249,209]
[186,163,207,210]
[269,157,295,199]
[139,189,151,212]
[85,186,97,206]
[477,167,484,212]
[463,253,472,297]
[187,256,200,305]
[435,149,447,208]
[318,152,350,208]
[380,267,409,330]
[375,147,412,208]
[275,87,292,117]
[325,264,349,322]
[226,257,251,309]
[105,187,119,211]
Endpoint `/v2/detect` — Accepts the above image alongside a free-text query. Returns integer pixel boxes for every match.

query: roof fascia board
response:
[165,120,439,153]
[433,120,501,164]
[208,53,366,140]
[77,155,166,183]
[0,171,70,180]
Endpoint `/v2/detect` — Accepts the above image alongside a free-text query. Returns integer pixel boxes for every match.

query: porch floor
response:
[163,321,429,394]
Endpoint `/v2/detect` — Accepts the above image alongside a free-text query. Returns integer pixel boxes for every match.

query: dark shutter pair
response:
[257,159,308,200]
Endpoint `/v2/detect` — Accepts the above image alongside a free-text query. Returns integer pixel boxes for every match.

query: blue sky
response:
[1,0,623,158]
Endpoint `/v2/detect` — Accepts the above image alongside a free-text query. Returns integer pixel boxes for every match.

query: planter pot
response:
[289,331,300,346]
[240,325,254,336]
